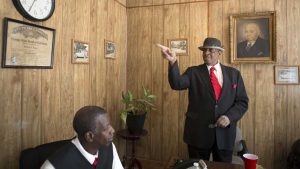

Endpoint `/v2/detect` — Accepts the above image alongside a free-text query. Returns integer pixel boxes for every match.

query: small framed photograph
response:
[2,17,55,68]
[275,66,299,85]
[168,38,188,56]
[104,39,116,59]
[72,39,89,64]
[230,11,276,63]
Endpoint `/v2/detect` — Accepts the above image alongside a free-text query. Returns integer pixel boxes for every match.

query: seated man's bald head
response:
[73,106,107,138]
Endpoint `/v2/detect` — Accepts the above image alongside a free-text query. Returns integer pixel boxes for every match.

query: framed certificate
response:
[2,17,55,68]
[275,66,299,85]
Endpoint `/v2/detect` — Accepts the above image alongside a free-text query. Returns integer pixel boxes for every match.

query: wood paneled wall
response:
[0,0,126,168]
[1,0,300,168]
[127,0,300,169]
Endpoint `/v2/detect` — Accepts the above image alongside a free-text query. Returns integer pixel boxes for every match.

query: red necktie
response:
[210,66,222,101]
[92,157,98,168]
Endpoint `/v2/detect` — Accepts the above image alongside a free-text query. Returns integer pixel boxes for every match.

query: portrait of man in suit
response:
[237,20,270,58]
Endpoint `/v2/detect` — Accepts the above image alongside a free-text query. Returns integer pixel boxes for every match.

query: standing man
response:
[237,22,269,57]
[41,106,124,169]
[157,37,248,162]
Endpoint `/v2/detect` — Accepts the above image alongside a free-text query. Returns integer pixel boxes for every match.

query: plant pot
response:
[126,112,147,134]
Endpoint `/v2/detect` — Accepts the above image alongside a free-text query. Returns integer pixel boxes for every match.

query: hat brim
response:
[198,46,224,51]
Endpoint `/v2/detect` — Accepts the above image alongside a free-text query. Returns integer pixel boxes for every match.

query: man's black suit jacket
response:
[237,37,269,58]
[168,62,248,151]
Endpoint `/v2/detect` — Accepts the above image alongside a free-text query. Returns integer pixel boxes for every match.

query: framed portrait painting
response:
[168,38,188,56]
[72,39,89,64]
[230,11,276,63]
[275,66,299,85]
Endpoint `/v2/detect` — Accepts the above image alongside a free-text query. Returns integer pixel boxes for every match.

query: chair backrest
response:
[232,127,248,165]
[287,139,300,169]
[233,127,243,153]
[19,139,71,169]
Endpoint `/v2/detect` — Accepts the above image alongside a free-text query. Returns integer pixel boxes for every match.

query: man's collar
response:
[72,137,98,164]
[247,40,256,46]
[206,61,220,68]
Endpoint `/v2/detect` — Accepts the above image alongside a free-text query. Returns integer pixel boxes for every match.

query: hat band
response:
[199,46,224,51]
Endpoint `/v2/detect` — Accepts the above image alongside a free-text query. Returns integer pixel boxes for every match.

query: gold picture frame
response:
[230,11,276,63]
[72,39,89,64]
[1,17,55,68]
[275,66,299,85]
[104,39,116,59]
[168,38,188,56]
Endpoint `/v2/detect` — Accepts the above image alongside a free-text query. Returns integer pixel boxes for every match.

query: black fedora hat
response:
[198,37,224,51]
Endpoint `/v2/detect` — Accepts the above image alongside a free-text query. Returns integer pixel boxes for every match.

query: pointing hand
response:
[156,44,177,65]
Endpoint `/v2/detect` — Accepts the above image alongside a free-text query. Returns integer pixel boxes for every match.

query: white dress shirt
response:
[247,41,256,47]
[207,61,223,87]
[40,137,124,169]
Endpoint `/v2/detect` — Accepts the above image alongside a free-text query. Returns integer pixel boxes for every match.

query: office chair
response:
[19,139,71,169]
[232,127,248,165]
[286,139,300,169]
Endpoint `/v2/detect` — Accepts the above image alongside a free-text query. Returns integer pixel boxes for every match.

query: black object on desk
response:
[117,129,148,169]
[167,158,243,169]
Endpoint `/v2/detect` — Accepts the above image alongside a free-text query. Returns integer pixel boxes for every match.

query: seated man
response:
[41,106,123,169]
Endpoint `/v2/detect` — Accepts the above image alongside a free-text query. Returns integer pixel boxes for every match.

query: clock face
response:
[13,0,55,21]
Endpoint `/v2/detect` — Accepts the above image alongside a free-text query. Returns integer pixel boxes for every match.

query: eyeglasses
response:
[202,48,219,53]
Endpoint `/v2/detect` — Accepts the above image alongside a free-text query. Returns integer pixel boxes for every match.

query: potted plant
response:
[120,87,156,134]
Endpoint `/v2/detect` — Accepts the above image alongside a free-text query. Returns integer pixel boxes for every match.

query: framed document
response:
[2,17,55,68]
[275,66,299,85]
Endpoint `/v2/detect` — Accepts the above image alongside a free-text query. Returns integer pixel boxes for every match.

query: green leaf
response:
[120,111,127,124]
[143,87,148,96]
[128,90,133,102]
[147,95,156,99]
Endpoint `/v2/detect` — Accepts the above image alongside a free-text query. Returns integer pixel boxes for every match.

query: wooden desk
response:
[117,129,148,169]
[166,157,244,169]
[204,160,243,169]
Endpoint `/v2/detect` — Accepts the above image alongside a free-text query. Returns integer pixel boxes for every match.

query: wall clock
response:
[12,0,55,22]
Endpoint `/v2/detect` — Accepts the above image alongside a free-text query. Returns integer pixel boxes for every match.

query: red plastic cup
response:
[243,153,258,169]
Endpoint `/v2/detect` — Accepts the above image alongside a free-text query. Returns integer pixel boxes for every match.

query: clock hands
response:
[28,0,37,12]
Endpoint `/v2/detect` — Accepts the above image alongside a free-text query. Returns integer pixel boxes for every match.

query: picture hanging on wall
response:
[72,39,89,64]
[2,17,55,68]
[168,38,188,56]
[104,39,116,59]
[275,66,299,85]
[230,11,276,63]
